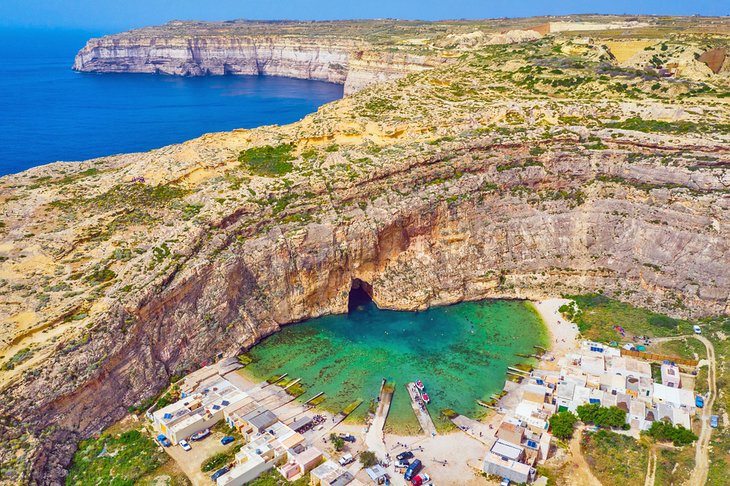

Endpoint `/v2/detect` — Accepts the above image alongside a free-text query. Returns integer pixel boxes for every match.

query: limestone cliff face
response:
[74,36,353,84]
[73,25,443,94]
[2,19,730,485]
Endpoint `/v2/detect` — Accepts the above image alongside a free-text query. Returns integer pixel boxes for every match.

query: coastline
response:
[532,298,579,359]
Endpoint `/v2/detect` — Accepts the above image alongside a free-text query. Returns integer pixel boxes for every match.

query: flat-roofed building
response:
[484,440,536,484]
[580,354,606,377]
[279,447,324,480]
[216,422,304,486]
[523,383,551,405]
[152,378,249,444]
[661,362,682,388]
[600,373,626,394]
[310,459,357,486]
[496,420,526,446]
[653,383,696,414]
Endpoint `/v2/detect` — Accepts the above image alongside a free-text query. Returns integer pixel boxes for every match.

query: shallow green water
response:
[242,299,547,433]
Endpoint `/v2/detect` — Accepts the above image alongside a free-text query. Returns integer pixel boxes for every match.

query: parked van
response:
[339,453,354,466]
[404,459,422,481]
[694,325,702,335]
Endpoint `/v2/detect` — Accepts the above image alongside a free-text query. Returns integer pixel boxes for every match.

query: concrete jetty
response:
[406,382,437,436]
[365,379,394,459]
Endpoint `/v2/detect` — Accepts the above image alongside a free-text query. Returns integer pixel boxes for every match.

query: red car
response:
[411,473,430,486]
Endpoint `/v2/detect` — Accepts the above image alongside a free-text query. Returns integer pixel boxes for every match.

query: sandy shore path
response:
[532,298,579,356]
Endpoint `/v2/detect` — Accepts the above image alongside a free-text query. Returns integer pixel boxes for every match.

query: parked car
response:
[411,473,430,486]
[500,479,511,486]
[339,453,354,466]
[404,459,422,481]
[711,415,719,428]
[696,395,705,408]
[394,461,409,471]
[220,436,235,445]
[693,325,702,335]
[178,439,191,451]
[210,466,229,481]
[156,434,172,447]
[339,433,356,443]
[396,451,414,461]
[190,428,210,441]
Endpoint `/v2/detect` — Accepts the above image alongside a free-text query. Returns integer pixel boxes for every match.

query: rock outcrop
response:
[1,16,729,485]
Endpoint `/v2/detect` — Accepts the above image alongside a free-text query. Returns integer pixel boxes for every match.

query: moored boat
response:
[416,380,425,390]
[421,392,430,404]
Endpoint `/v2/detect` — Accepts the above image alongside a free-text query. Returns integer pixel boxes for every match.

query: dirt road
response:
[688,335,716,486]
[652,334,716,485]
[567,426,603,486]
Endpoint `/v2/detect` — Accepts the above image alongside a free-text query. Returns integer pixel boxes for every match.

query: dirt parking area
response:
[164,430,237,485]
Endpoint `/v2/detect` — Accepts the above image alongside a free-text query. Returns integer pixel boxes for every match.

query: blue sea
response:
[0,29,343,177]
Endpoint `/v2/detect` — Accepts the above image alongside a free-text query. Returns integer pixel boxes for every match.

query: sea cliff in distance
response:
[0,14,729,485]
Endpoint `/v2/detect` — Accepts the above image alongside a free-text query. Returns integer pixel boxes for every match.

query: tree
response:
[359,450,378,467]
[549,411,578,440]
[576,403,627,428]
[644,420,697,446]
[329,433,345,451]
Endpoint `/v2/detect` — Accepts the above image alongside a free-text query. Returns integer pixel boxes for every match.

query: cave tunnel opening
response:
[348,278,373,313]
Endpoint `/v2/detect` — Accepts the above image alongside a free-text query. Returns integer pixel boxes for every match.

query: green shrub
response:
[648,315,679,329]
[359,450,378,467]
[66,429,166,485]
[549,411,578,440]
[329,433,345,451]
[576,404,627,428]
[201,445,242,472]
[238,144,295,176]
[644,420,698,446]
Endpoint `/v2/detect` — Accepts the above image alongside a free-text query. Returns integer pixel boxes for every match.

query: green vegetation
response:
[66,429,167,486]
[654,337,706,361]
[655,447,694,486]
[644,420,698,446]
[605,117,730,135]
[247,469,310,486]
[565,293,691,343]
[361,97,397,116]
[549,411,578,440]
[2,347,34,370]
[329,433,345,451]
[581,430,647,483]
[359,450,378,467]
[201,444,242,472]
[238,144,295,176]
[576,404,628,429]
[704,316,730,485]
[85,264,116,285]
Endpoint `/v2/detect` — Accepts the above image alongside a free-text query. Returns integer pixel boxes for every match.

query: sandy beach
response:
[532,298,579,356]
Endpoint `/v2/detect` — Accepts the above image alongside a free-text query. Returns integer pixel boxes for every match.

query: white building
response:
[653,383,696,414]
[152,378,249,444]
[484,439,536,484]
[661,362,682,388]
[216,421,306,486]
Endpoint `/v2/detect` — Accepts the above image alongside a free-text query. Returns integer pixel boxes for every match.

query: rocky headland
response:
[1,15,729,485]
